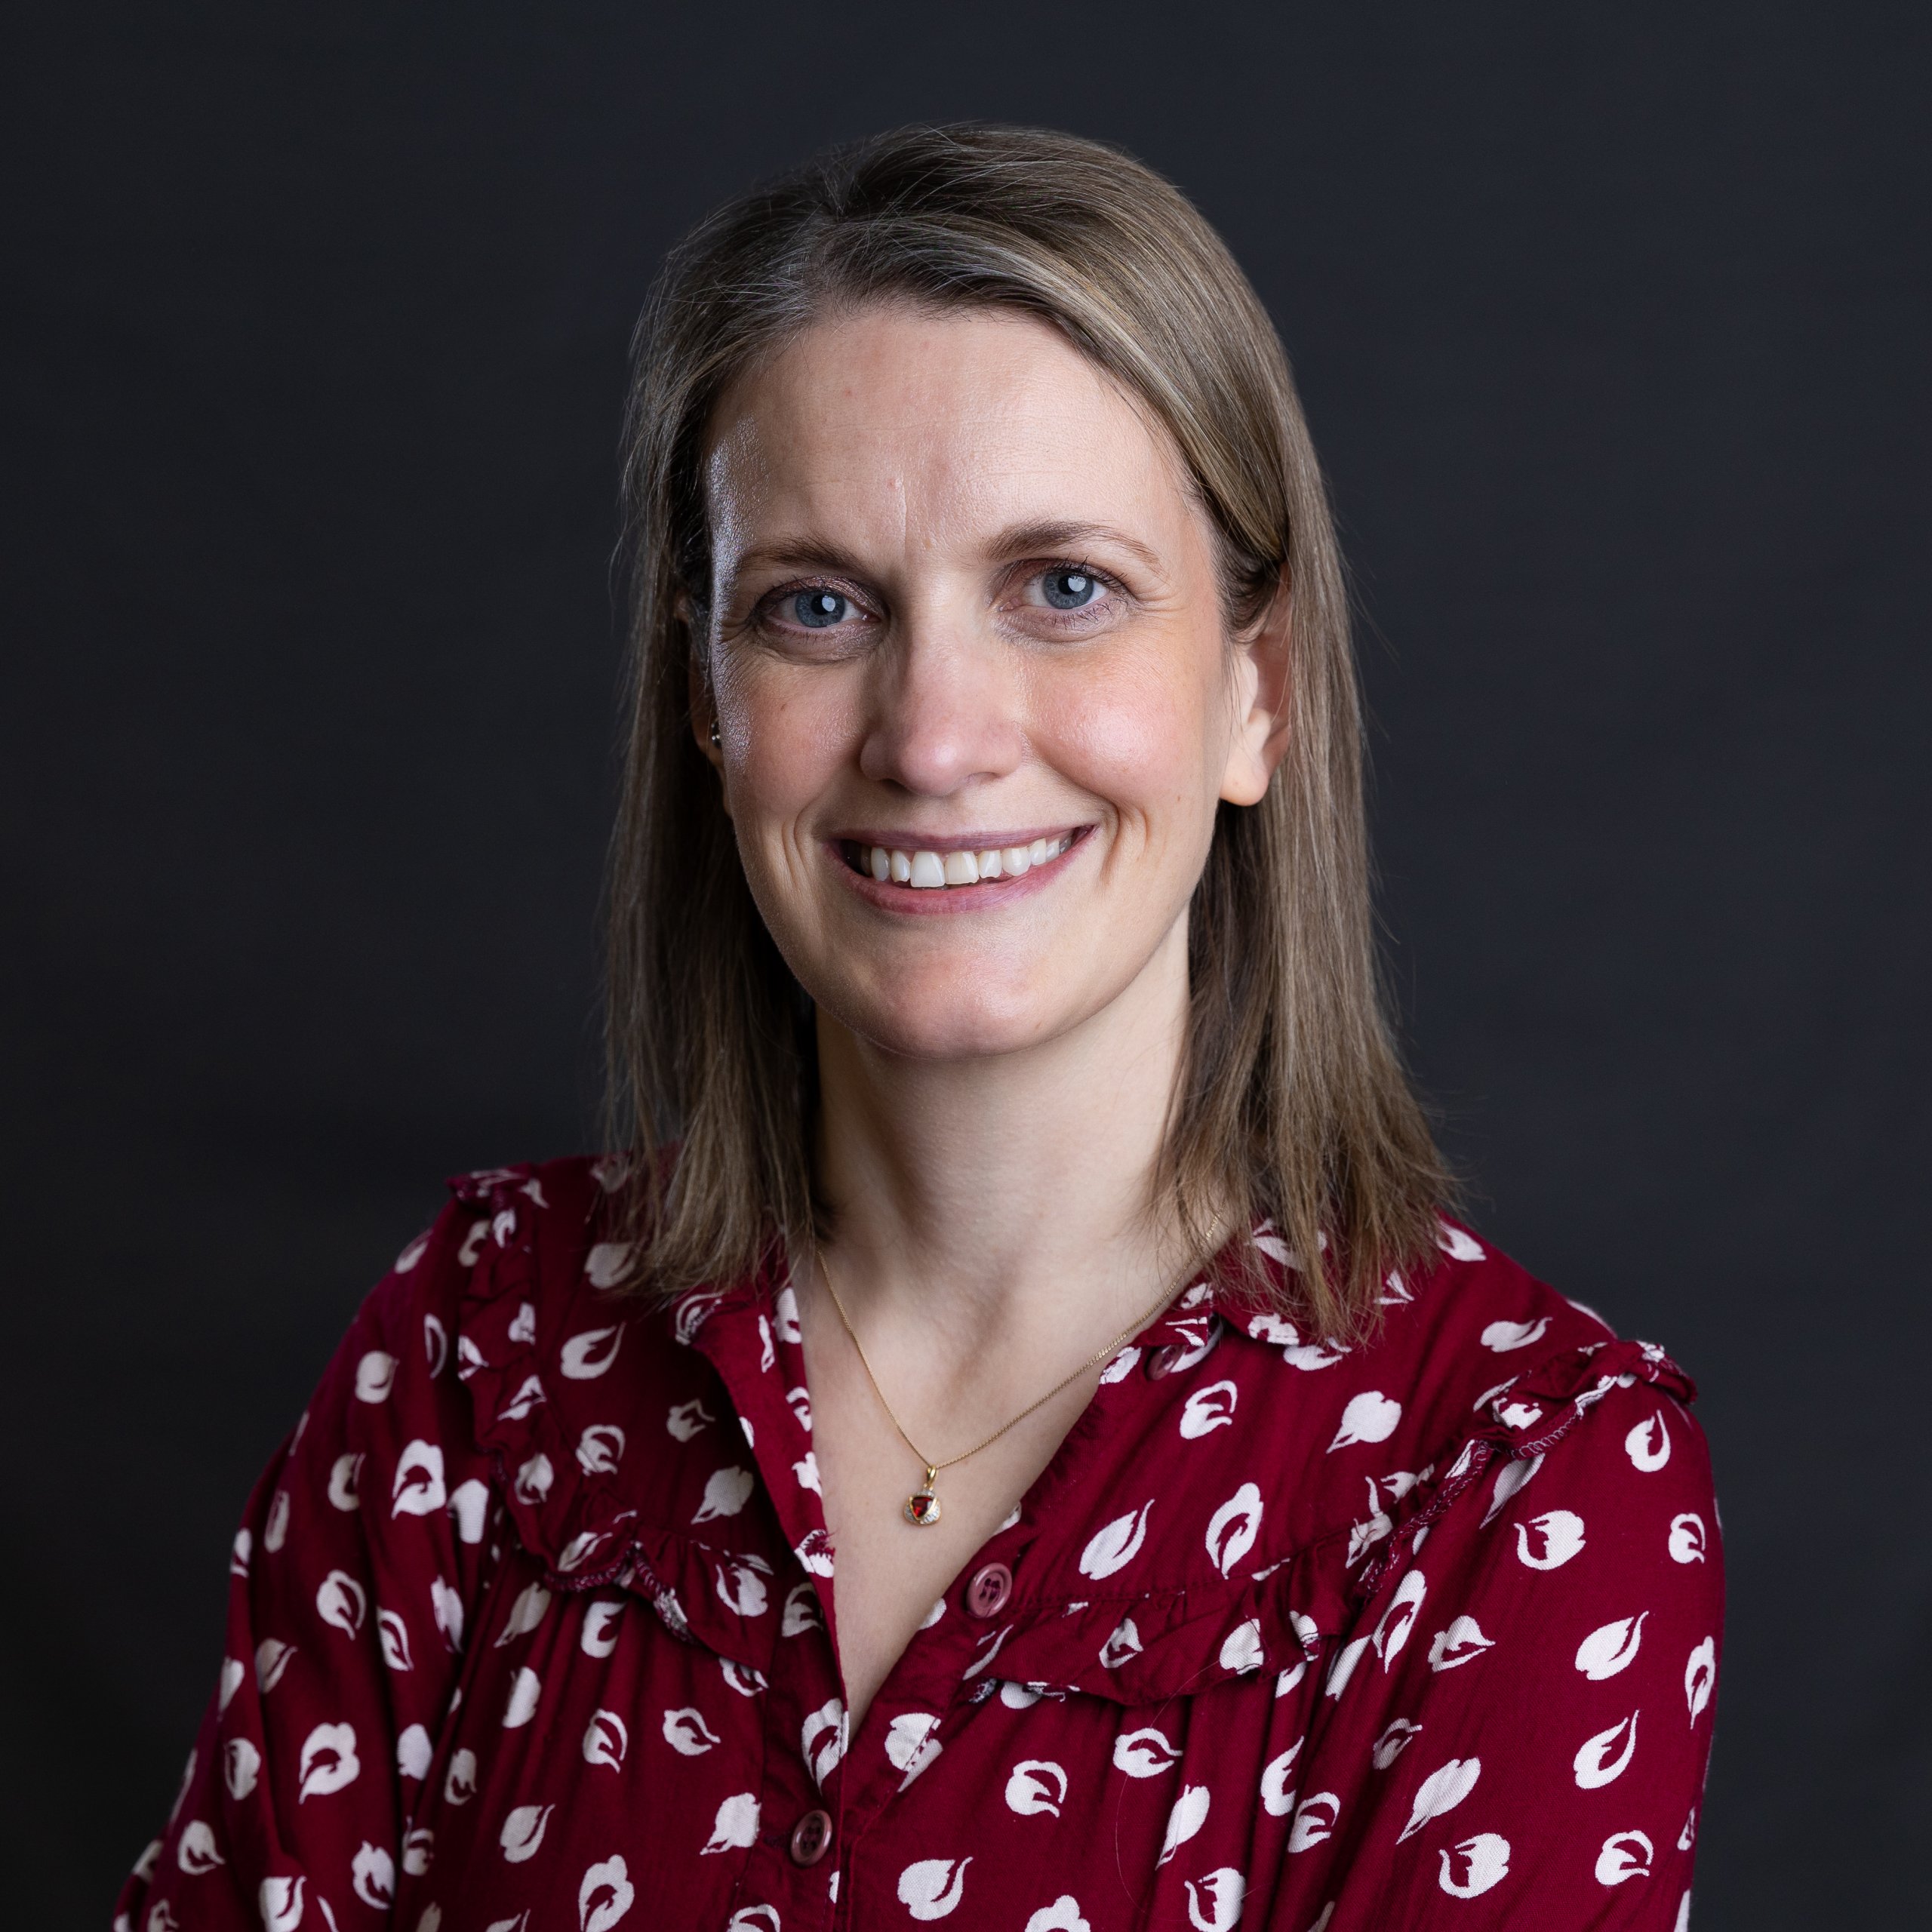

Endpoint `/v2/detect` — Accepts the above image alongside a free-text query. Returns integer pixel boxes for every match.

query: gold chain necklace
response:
[815,1248,1189,1527]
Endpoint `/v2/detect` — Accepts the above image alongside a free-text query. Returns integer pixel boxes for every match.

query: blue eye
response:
[1041,568,1099,611]
[792,589,851,628]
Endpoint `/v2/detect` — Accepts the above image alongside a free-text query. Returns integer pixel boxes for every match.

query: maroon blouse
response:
[118,1156,1721,1930]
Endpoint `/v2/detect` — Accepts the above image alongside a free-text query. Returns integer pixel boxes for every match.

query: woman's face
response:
[701,303,1285,1063]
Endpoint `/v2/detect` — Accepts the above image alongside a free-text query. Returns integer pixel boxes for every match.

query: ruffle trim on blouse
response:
[446,1164,1697,1706]
[448,1164,787,1675]
[976,1335,1696,1708]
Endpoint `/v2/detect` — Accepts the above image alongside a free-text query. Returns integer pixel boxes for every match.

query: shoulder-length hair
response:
[606,123,1450,1336]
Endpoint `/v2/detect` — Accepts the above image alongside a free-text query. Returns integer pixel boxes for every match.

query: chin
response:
[820,973,1069,1063]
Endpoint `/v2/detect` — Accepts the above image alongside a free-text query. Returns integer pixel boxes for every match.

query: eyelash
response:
[751,561,1127,635]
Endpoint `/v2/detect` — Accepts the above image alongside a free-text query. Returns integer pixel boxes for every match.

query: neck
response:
[812,915,1198,1359]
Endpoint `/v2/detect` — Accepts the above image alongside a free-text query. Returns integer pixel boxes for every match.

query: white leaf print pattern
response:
[583,1709,628,1770]
[395,1725,432,1780]
[692,1467,756,1524]
[1100,1617,1143,1669]
[1205,1483,1263,1576]
[1481,1453,1543,1525]
[1005,1760,1067,1816]
[1595,1830,1654,1884]
[782,1581,822,1636]
[1576,1614,1646,1680]
[254,1637,297,1691]
[1260,1737,1302,1814]
[1437,1221,1484,1260]
[1515,1511,1586,1570]
[1438,1835,1511,1897]
[1373,1569,1427,1667]
[801,1697,848,1787]
[1626,1411,1672,1470]
[354,1352,397,1402]
[1479,1317,1549,1352]
[1574,1712,1639,1788]
[561,1326,624,1379]
[1686,1638,1717,1722]
[662,1707,721,1756]
[431,1577,465,1651]
[443,1749,477,1804]
[1327,1391,1402,1451]
[349,1842,394,1907]
[495,1583,552,1646]
[1287,1792,1340,1854]
[579,1599,623,1658]
[327,1453,364,1512]
[1323,1635,1371,1700]
[1371,1720,1420,1770]
[296,1722,358,1801]
[177,1821,224,1875]
[378,1608,414,1672]
[898,1858,971,1920]
[1179,1381,1238,1438]
[579,1854,635,1932]
[514,1454,554,1506]
[714,1555,771,1618]
[1398,1757,1480,1841]
[586,1241,633,1289]
[577,1424,626,1475]
[702,1794,760,1855]
[1113,1727,1179,1777]
[1079,1501,1154,1580]
[1219,1618,1264,1672]
[390,1440,447,1517]
[259,1877,305,1932]
[503,1666,542,1727]
[1185,1869,1246,1932]
[1669,1513,1707,1563]
[1160,1786,1211,1863]
[1023,1901,1090,1932]
[1429,1617,1494,1671]
[666,1398,713,1440]
[448,1479,490,1546]
[316,1571,367,1638]
[223,1738,260,1800]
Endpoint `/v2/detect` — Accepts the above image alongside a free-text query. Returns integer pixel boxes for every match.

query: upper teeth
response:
[860,835,1073,888]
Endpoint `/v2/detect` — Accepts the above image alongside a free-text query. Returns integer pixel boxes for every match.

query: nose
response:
[857,617,1025,797]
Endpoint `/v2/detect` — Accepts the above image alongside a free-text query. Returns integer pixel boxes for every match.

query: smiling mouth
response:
[841,830,1082,889]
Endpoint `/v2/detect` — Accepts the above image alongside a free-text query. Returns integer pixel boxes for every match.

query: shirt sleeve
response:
[1315,1378,1723,1929]
[115,1201,501,1931]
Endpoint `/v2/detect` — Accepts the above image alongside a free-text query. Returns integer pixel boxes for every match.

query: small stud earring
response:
[708,718,721,749]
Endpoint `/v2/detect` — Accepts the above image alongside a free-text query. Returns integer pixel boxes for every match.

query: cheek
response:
[1032,645,1225,833]
[719,665,851,832]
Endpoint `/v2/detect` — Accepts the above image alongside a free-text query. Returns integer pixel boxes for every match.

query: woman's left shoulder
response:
[1352,1214,1712,1475]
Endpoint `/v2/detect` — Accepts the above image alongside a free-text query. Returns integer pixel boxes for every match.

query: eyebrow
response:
[720,519,1168,599]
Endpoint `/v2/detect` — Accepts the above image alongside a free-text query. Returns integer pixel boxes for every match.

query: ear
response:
[1219,577,1293,808]
[685,614,729,792]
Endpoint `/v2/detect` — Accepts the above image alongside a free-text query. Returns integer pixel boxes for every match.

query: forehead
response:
[702,304,1196,557]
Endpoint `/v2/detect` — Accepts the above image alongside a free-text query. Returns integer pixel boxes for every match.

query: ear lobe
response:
[687,656,727,780]
[1219,580,1293,808]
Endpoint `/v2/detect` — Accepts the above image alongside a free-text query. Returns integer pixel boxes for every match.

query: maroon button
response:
[789,1807,833,1867]
[964,1561,1013,1619]
[1144,1344,1183,1379]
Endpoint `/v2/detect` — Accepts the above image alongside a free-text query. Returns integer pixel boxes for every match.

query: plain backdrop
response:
[5,3,1927,1925]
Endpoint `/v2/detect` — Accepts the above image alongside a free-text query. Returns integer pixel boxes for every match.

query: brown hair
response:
[605,123,1450,1335]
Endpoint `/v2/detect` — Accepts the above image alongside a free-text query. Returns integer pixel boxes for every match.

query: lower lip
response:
[832,832,1089,915]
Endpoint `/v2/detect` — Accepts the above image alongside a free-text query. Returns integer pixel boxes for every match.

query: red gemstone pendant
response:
[903,1467,943,1527]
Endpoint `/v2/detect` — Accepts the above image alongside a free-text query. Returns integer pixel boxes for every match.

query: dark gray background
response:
[5,3,1927,1925]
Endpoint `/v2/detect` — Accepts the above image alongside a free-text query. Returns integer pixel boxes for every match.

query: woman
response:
[119,125,1720,1931]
